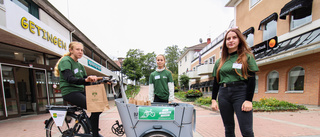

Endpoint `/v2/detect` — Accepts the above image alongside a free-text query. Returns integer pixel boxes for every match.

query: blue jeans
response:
[218,84,254,137]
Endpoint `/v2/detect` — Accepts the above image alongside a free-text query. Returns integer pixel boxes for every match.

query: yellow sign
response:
[20,17,67,50]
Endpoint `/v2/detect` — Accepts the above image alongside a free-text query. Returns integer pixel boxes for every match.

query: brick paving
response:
[0,85,320,137]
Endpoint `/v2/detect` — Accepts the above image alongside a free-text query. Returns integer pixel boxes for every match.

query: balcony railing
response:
[187,70,200,79]
[197,63,214,75]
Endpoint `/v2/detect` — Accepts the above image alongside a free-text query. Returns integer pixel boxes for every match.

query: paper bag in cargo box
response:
[86,84,109,112]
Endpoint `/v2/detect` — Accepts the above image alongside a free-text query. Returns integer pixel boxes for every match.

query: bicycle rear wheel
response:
[45,113,90,137]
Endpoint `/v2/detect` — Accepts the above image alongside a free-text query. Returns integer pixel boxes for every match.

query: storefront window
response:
[267,71,279,92]
[2,66,18,115]
[288,66,304,91]
[46,55,60,66]
[0,43,44,65]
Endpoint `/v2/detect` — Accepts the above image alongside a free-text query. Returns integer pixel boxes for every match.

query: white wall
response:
[39,9,70,40]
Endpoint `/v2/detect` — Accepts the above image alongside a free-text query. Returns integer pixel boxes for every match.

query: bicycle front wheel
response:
[45,113,90,137]
[143,131,174,137]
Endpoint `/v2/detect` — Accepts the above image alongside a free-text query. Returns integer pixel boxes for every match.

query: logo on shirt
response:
[163,76,167,79]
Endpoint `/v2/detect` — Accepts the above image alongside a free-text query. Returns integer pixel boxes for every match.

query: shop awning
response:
[279,0,313,20]
[243,27,255,36]
[258,13,278,30]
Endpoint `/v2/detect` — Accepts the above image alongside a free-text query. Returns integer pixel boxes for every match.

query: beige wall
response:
[236,0,320,45]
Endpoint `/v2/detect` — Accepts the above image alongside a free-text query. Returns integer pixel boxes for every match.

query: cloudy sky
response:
[48,0,234,59]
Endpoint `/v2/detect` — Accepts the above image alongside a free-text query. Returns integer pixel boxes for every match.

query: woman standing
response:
[211,28,259,137]
[54,41,102,137]
[149,54,174,103]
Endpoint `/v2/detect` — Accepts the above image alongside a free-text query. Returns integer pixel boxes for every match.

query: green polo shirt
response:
[59,56,87,96]
[149,69,173,100]
[212,53,259,84]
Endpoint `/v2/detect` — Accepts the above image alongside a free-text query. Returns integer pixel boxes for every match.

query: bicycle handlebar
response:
[92,75,114,85]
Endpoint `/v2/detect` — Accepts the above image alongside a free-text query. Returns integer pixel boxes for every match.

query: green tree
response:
[165,45,181,74]
[122,49,144,84]
[179,74,190,91]
[141,52,156,85]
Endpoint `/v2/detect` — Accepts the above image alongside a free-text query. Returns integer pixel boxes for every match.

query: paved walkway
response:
[0,85,320,137]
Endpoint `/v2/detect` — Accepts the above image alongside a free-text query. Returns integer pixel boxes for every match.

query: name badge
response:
[232,63,242,69]
[155,75,160,79]
[74,68,79,74]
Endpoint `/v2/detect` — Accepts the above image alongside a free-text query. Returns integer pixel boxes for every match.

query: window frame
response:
[266,70,279,93]
[262,20,277,41]
[255,74,258,93]
[286,66,305,93]
[290,14,312,31]
[249,0,261,9]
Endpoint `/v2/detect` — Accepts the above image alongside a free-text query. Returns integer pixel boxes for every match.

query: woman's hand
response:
[211,100,219,111]
[242,100,253,112]
[85,75,98,82]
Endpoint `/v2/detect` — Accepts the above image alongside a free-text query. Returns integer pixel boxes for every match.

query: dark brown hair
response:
[216,28,254,82]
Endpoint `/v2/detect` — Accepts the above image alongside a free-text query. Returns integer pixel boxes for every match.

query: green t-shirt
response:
[212,53,259,84]
[149,69,174,100]
[59,56,87,96]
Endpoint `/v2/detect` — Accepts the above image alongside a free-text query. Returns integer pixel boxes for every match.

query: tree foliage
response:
[179,74,190,90]
[165,45,181,74]
[141,52,157,84]
[122,49,144,81]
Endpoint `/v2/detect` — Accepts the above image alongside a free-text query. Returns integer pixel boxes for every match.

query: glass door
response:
[47,71,63,105]
[35,70,48,112]
[15,67,36,115]
[2,66,19,117]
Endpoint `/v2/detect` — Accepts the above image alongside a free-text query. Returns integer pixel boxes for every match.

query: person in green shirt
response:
[211,28,259,137]
[54,41,102,137]
[149,54,174,103]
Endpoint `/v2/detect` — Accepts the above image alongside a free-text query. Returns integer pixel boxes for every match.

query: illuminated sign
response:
[20,17,67,50]
[88,60,101,71]
[251,36,278,55]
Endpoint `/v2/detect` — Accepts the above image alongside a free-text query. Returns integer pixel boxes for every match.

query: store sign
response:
[5,0,69,55]
[88,60,101,71]
[138,106,175,121]
[20,17,67,50]
[251,36,278,55]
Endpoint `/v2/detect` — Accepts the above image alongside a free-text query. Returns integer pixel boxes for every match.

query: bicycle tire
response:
[142,131,174,137]
[45,113,90,137]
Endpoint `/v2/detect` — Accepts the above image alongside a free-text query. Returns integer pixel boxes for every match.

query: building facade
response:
[181,0,320,105]
[226,0,320,105]
[0,0,122,119]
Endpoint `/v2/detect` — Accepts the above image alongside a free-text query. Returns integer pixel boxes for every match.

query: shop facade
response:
[0,0,121,119]
[180,0,320,105]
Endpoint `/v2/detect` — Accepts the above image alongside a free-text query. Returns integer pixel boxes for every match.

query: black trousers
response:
[63,91,102,137]
[218,84,254,137]
[154,94,168,103]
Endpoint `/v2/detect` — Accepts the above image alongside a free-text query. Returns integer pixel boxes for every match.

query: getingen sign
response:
[20,17,67,50]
